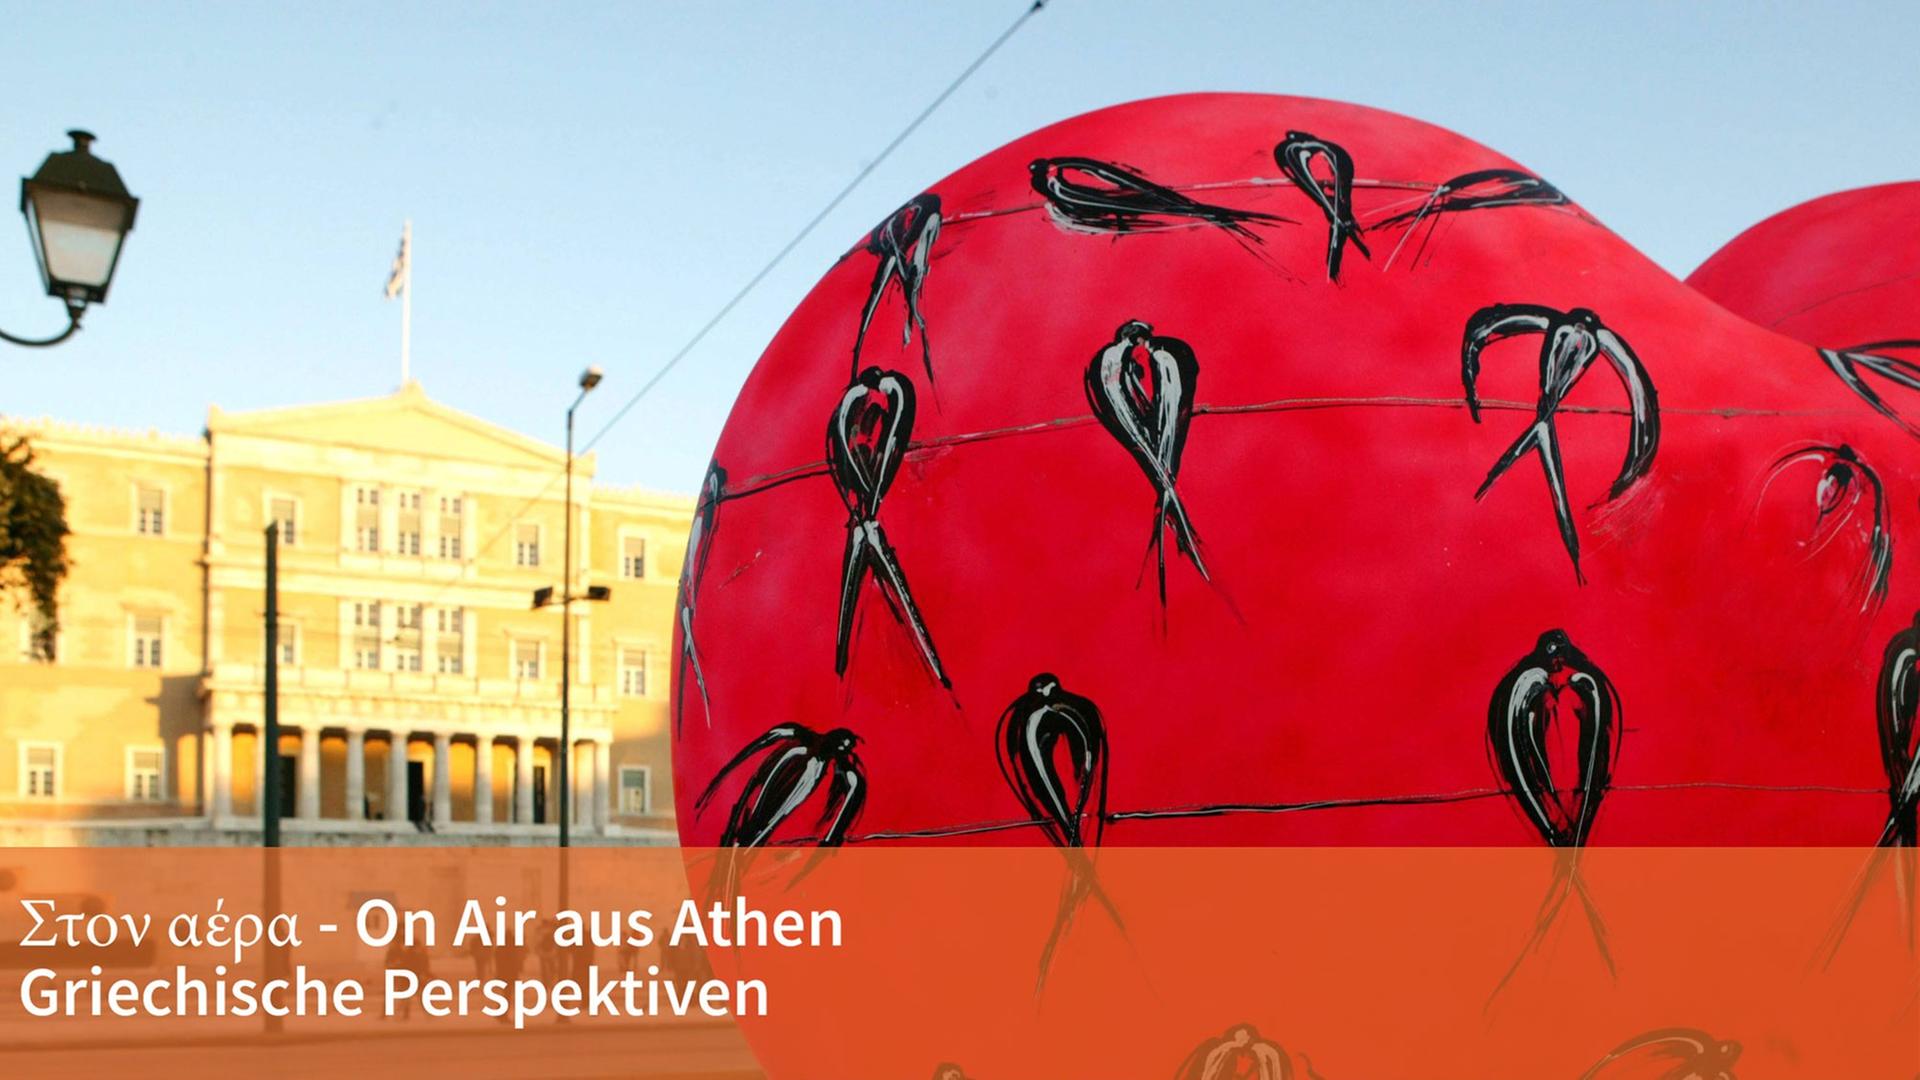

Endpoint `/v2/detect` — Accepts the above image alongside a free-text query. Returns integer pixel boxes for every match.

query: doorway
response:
[274,754,297,818]
[406,761,426,824]
[532,765,548,825]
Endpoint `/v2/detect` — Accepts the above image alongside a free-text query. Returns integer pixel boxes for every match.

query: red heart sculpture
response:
[675,93,1919,851]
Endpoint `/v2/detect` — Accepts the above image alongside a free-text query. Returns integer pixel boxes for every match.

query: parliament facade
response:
[0,382,693,845]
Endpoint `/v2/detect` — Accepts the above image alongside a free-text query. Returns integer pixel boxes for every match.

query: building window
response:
[515,523,541,567]
[438,496,464,559]
[434,607,465,674]
[131,614,163,669]
[394,603,423,671]
[622,536,647,579]
[276,620,299,666]
[20,743,59,799]
[270,497,298,546]
[354,486,381,552]
[619,648,648,697]
[352,601,382,669]
[126,747,164,802]
[618,766,651,815]
[512,639,542,680]
[136,484,166,536]
[397,491,423,555]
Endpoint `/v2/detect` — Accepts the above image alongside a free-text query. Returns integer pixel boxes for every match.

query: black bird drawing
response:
[694,723,867,900]
[1369,167,1567,270]
[1878,611,1920,850]
[1461,304,1660,583]
[1576,1028,1741,1080]
[1490,630,1620,849]
[1028,156,1289,240]
[828,367,948,687]
[1818,340,1920,439]
[1274,130,1370,280]
[675,462,727,735]
[1085,320,1209,603]
[996,673,1120,994]
[1814,610,1920,965]
[1173,1024,1307,1080]
[1758,444,1891,614]
[1486,629,1620,1001]
[854,193,941,387]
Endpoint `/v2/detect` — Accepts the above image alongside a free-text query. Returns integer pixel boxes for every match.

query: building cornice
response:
[0,416,208,462]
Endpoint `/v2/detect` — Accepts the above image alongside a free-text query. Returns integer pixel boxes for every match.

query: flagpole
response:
[400,218,413,385]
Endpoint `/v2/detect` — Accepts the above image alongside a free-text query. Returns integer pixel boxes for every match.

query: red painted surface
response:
[673,93,1916,847]
[1687,181,1920,348]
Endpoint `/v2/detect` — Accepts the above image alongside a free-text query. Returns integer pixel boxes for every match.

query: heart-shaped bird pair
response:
[1876,613,1920,846]
[828,366,915,520]
[1085,320,1209,600]
[997,673,1108,850]
[1488,629,1620,847]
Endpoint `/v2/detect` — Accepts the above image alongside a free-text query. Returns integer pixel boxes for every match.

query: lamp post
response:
[3,131,138,348]
[532,366,609,850]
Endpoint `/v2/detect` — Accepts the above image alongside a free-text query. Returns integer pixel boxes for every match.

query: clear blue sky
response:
[3,1,1915,492]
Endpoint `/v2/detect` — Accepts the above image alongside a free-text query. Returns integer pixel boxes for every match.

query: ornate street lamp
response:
[4,130,139,347]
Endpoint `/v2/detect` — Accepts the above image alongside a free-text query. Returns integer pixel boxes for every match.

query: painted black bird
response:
[1085,320,1209,603]
[1488,629,1619,847]
[1173,1024,1300,1080]
[997,673,1120,994]
[1486,629,1620,1002]
[998,673,1110,850]
[695,723,867,898]
[1371,167,1567,270]
[1462,304,1660,584]
[1372,168,1567,230]
[1576,1028,1741,1080]
[827,367,948,686]
[675,462,726,734]
[1761,444,1891,614]
[1814,610,1920,964]
[1274,130,1370,280]
[854,193,941,386]
[696,723,866,848]
[1818,340,1920,440]
[1876,611,1920,849]
[1029,156,1289,240]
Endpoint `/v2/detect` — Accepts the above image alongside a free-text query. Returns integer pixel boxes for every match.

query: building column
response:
[473,736,493,825]
[254,728,267,817]
[571,740,586,828]
[387,732,409,824]
[432,732,452,826]
[592,740,611,833]
[344,728,366,821]
[207,722,233,820]
[297,727,321,821]
[515,734,535,824]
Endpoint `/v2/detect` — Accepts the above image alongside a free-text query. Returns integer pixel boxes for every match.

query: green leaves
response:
[0,438,70,661]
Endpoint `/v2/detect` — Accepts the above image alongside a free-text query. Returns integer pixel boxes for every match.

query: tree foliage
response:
[0,438,69,660]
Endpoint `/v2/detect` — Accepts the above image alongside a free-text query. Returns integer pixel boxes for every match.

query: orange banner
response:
[0,848,1914,1078]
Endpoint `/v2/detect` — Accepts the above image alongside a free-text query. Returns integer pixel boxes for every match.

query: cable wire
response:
[579,0,1049,455]
[390,0,1049,615]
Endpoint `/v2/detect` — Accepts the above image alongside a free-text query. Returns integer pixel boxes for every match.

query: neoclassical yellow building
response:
[0,382,693,845]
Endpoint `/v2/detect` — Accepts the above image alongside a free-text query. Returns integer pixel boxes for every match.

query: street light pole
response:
[556,365,603,850]
[263,523,282,848]
[560,395,577,849]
